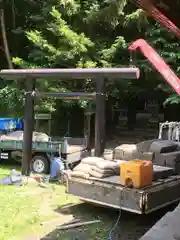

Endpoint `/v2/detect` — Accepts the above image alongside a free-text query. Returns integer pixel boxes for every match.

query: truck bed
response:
[66,175,180,214]
[0,139,63,152]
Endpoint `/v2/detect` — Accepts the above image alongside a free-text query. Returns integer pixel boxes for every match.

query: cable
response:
[108,184,132,240]
[108,206,122,240]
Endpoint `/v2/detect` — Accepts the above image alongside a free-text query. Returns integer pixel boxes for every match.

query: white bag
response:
[73,163,92,174]
[95,160,118,170]
[70,171,90,179]
[81,157,104,165]
[113,144,137,160]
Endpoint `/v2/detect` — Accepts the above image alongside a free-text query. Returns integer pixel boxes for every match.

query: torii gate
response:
[0,68,140,175]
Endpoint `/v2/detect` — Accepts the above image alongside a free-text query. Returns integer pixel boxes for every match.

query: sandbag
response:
[95,160,118,170]
[104,152,113,161]
[89,169,113,178]
[81,157,104,165]
[73,163,92,174]
[113,144,137,160]
[69,171,90,179]
[149,140,178,153]
[91,165,116,175]
[114,160,127,164]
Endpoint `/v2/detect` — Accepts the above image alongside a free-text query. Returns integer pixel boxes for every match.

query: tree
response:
[1,0,179,125]
[12,2,131,112]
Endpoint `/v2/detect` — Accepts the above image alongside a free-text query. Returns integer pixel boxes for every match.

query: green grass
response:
[0,164,169,239]
[0,166,42,240]
[0,164,111,240]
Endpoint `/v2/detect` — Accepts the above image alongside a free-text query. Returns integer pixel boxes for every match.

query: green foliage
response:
[0,86,24,116]
[1,0,180,116]
[163,94,180,106]
[12,1,135,111]
[144,23,180,105]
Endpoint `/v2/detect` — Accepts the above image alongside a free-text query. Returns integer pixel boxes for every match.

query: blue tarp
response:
[0,118,23,130]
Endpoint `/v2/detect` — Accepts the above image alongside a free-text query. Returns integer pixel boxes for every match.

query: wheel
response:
[31,155,50,174]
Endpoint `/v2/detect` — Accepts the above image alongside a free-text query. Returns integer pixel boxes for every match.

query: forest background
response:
[1,0,180,136]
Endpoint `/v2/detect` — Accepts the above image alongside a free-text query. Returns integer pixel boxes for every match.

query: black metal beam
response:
[95,77,106,157]
[33,91,96,100]
[0,68,140,80]
[22,79,35,176]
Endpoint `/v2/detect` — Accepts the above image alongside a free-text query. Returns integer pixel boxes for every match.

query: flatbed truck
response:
[66,172,180,214]
[0,138,87,174]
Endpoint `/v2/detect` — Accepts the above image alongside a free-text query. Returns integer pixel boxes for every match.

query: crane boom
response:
[128,39,180,95]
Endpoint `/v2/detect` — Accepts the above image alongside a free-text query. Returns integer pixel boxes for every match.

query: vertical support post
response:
[85,112,92,152]
[48,118,51,136]
[35,119,38,131]
[95,77,105,157]
[21,79,35,175]
[84,102,93,152]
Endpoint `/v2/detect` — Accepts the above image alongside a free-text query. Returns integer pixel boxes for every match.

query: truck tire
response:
[31,155,50,174]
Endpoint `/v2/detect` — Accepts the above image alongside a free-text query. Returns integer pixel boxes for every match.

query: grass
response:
[0,164,111,240]
[0,163,160,240]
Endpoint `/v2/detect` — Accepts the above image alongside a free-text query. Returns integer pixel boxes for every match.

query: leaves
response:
[0,86,24,116]
[163,94,180,106]
[1,0,179,115]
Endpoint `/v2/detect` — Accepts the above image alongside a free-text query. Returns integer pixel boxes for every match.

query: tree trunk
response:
[0,8,13,69]
[11,0,17,55]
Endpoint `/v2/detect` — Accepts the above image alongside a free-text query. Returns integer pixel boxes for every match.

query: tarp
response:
[0,118,23,131]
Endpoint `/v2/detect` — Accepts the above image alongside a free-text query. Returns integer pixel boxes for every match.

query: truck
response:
[65,132,180,214]
[66,172,180,214]
[0,118,88,174]
[65,40,180,214]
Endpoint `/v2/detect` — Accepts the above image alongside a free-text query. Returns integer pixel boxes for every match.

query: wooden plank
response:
[57,220,101,230]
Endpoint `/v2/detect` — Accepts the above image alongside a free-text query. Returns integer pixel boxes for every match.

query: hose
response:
[108,185,131,240]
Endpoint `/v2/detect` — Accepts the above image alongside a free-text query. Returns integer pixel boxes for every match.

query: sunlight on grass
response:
[0,164,80,240]
[0,184,40,240]
[0,164,109,240]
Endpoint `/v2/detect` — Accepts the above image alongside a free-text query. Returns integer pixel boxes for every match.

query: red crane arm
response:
[135,0,180,39]
[128,39,180,95]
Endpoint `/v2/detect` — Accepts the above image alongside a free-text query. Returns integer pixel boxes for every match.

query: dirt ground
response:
[35,198,176,240]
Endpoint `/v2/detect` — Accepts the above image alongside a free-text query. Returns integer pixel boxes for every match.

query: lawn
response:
[0,164,161,240]
[0,165,112,240]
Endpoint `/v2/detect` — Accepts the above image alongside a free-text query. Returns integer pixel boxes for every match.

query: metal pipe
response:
[33,91,96,100]
[0,68,140,80]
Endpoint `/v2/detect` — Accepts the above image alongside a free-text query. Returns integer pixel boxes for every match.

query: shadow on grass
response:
[0,158,21,176]
[39,201,177,240]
